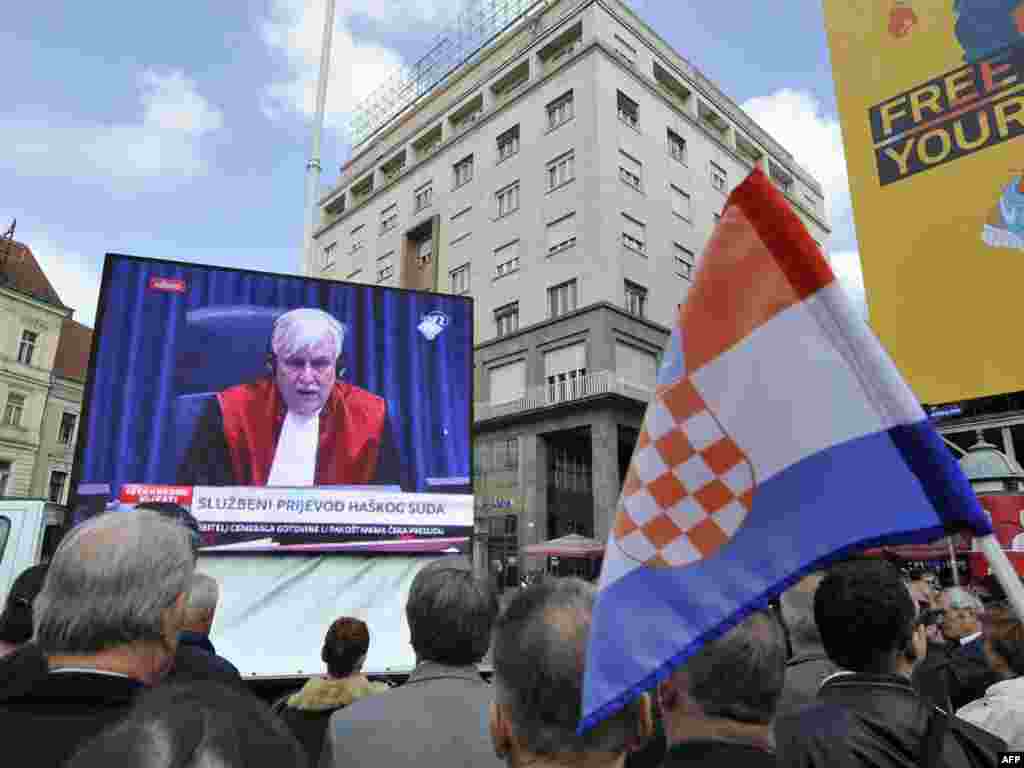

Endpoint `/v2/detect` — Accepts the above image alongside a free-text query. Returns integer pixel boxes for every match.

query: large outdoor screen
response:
[73,254,474,554]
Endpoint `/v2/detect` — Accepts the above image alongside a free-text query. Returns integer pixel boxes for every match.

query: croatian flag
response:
[580,167,992,731]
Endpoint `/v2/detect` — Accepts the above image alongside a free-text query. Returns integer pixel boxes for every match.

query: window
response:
[546,213,577,254]
[349,224,365,257]
[496,182,520,218]
[377,262,394,282]
[614,34,637,65]
[497,126,520,162]
[617,91,639,128]
[495,302,520,337]
[451,264,470,294]
[671,185,692,221]
[490,360,525,404]
[622,214,646,253]
[667,129,687,164]
[321,242,337,270]
[0,462,10,497]
[3,393,25,427]
[379,205,398,235]
[453,155,474,189]
[547,90,574,130]
[625,281,647,318]
[414,183,433,213]
[545,343,587,403]
[674,244,695,279]
[547,150,575,191]
[451,205,472,221]
[548,280,578,318]
[17,331,37,365]
[48,471,67,504]
[769,161,794,193]
[496,437,519,470]
[710,161,728,192]
[619,150,642,190]
[416,239,433,267]
[58,412,77,445]
[495,240,521,278]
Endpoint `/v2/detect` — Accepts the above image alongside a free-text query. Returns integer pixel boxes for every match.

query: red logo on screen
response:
[120,484,193,505]
[148,277,186,294]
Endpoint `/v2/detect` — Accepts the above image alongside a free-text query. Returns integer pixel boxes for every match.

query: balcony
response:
[474,370,651,422]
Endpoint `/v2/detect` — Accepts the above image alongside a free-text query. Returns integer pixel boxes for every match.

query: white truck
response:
[0,498,442,693]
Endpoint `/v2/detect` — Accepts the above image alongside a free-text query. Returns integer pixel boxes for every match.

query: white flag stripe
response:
[691,284,899,484]
[622,488,662,527]
[674,453,716,494]
[680,410,722,451]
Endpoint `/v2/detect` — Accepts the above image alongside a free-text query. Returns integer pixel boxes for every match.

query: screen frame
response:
[68,252,476,533]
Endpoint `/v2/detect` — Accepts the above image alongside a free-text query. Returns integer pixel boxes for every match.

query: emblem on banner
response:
[418,310,450,341]
[613,377,755,568]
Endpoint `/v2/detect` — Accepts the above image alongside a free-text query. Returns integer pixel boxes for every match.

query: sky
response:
[2,0,862,329]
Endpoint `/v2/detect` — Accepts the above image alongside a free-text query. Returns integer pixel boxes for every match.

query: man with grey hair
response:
[0,509,195,766]
[321,556,500,768]
[657,610,785,767]
[178,306,403,488]
[775,572,838,718]
[490,578,653,768]
[167,573,241,687]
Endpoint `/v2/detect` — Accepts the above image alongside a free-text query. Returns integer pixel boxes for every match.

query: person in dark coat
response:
[655,609,784,768]
[320,557,500,768]
[166,573,241,688]
[776,572,838,718]
[0,563,48,657]
[490,579,655,768]
[275,617,387,763]
[776,559,1005,768]
[66,681,308,768]
[0,510,195,767]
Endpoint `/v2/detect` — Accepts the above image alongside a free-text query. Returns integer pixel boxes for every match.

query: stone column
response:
[591,413,620,543]
[520,431,547,579]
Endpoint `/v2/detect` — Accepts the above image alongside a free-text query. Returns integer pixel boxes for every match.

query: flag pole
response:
[301,0,337,276]
[947,537,959,587]
[977,535,1024,621]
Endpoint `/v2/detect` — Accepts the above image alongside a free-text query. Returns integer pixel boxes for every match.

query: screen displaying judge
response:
[178,308,404,488]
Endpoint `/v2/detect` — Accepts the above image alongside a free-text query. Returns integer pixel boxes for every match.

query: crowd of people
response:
[2,505,1024,766]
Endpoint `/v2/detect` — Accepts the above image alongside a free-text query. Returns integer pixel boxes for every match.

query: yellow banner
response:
[822,0,1024,403]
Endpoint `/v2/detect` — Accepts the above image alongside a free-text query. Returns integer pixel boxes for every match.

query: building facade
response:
[313,0,830,584]
[0,237,92,526]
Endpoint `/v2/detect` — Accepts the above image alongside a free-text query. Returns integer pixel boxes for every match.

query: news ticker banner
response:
[118,484,473,554]
[821,2,1024,405]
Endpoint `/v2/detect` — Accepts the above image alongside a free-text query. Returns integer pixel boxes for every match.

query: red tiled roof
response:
[53,319,93,383]
[0,240,67,308]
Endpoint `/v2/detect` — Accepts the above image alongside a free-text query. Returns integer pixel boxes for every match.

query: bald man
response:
[178,308,404,489]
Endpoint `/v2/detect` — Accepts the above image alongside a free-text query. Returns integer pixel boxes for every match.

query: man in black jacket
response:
[775,559,1005,768]
[0,510,195,767]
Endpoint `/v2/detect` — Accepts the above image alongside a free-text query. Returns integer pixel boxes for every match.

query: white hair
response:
[186,573,220,617]
[943,587,984,612]
[271,308,345,360]
[34,510,195,654]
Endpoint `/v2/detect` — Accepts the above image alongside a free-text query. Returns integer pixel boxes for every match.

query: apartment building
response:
[313,0,830,584]
[0,236,92,527]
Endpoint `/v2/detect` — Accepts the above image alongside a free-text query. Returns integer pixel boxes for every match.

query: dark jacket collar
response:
[179,631,215,655]
[820,672,916,694]
[406,661,487,686]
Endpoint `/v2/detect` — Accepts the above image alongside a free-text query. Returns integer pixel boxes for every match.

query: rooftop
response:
[0,239,68,309]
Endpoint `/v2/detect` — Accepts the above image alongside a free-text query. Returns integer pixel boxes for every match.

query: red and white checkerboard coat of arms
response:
[612,376,755,568]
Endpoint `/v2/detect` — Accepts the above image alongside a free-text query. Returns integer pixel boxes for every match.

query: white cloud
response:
[741,88,866,315]
[18,231,103,328]
[260,0,468,136]
[0,70,223,180]
[829,250,868,319]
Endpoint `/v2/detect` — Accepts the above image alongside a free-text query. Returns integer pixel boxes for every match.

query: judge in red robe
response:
[177,308,404,489]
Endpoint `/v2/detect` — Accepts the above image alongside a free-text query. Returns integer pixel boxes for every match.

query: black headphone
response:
[266,312,345,378]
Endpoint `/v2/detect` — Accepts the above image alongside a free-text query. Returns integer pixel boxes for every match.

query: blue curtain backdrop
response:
[81,256,473,495]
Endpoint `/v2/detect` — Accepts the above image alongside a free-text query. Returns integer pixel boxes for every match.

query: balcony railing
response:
[474,369,651,422]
